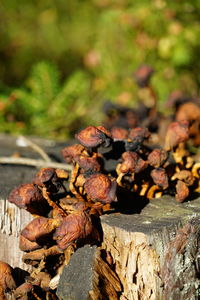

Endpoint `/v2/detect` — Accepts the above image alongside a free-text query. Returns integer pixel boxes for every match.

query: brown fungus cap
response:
[110,127,129,140]
[8,183,47,215]
[32,168,58,187]
[134,65,154,87]
[53,211,92,250]
[75,126,112,149]
[150,168,169,189]
[172,170,194,186]
[0,261,16,293]
[126,127,150,151]
[84,173,117,204]
[164,121,189,151]
[19,235,41,252]
[21,217,59,243]
[119,151,147,174]
[147,149,168,168]
[74,154,101,172]
[176,102,200,123]
[61,144,85,164]
[175,180,189,203]
[13,282,33,299]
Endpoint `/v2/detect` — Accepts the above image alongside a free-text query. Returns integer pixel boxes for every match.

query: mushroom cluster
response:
[2,66,200,299]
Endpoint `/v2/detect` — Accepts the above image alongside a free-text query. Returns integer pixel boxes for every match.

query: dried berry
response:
[84,173,117,204]
[8,183,48,215]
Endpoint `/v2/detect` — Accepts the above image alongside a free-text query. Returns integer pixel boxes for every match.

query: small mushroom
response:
[164,121,189,152]
[21,217,60,244]
[116,151,147,186]
[33,168,64,194]
[84,173,117,204]
[75,126,112,150]
[53,209,93,250]
[19,235,41,252]
[110,127,129,141]
[73,154,101,172]
[61,144,86,164]
[0,261,16,299]
[164,121,189,164]
[150,168,169,189]
[125,127,150,151]
[147,149,168,168]
[13,282,33,299]
[175,180,189,203]
[8,183,49,216]
[171,170,194,186]
[176,102,200,124]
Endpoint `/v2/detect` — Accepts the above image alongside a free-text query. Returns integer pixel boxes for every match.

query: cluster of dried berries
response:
[2,65,200,299]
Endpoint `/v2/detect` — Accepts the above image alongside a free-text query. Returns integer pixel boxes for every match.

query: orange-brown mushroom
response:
[150,168,169,189]
[61,144,86,164]
[8,183,49,215]
[75,126,112,149]
[126,127,150,151]
[53,210,93,250]
[21,217,60,244]
[147,149,168,168]
[110,127,129,140]
[0,261,16,299]
[19,235,41,252]
[175,180,189,203]
[84,173,117,204]
[164,121,189,152]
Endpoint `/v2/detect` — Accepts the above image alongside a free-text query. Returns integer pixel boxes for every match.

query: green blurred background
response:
[0,0,200,139]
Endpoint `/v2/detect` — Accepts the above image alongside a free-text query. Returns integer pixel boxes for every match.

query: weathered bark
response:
[90,196,200,300]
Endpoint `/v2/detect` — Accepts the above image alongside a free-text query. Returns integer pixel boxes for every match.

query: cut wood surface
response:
[0,135,199,299]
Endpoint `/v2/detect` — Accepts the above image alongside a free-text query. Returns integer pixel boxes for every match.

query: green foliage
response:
[0,0,200,138]
[0,62,94,138]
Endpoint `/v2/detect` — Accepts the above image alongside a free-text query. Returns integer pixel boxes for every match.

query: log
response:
[0,135,199,299]
[58,196,200,300]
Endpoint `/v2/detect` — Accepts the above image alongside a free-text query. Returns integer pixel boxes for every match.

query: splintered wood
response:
[0,200,33,270]
[90,196,200,300]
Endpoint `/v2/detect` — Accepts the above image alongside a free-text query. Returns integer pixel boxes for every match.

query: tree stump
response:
[0,135,199,299]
